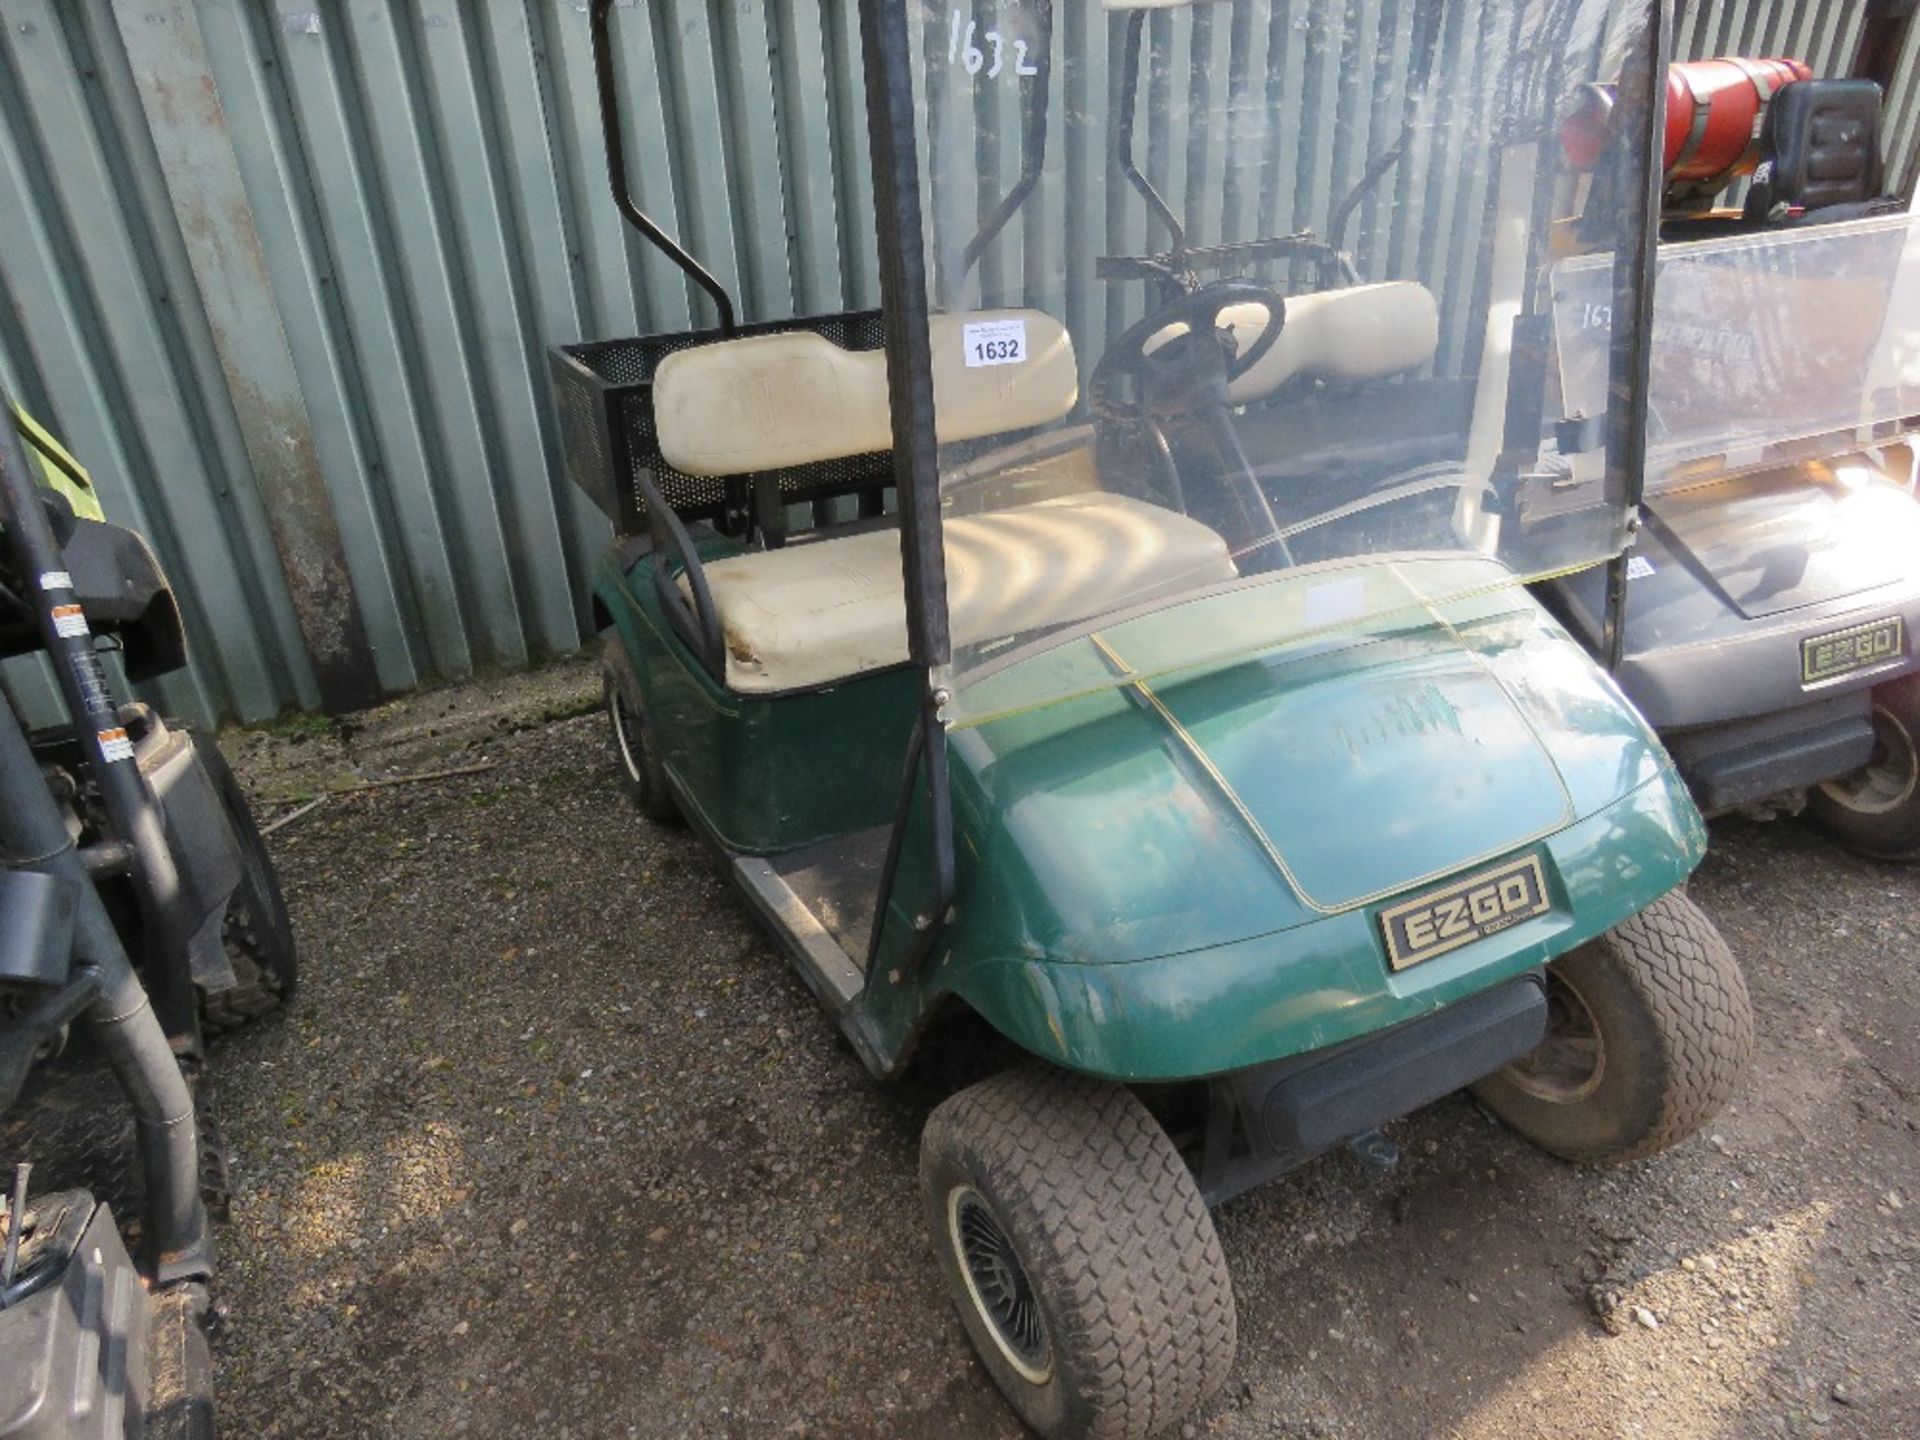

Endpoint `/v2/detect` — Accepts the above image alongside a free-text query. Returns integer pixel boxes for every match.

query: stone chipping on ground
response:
[206,657,1919,1439]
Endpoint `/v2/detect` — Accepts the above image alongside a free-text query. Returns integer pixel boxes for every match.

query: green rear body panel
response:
[595,546,916,853]
[599,548,1707,1083]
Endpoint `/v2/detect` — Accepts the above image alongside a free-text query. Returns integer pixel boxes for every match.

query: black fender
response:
[132,714,243,993]
[0,517,188,679]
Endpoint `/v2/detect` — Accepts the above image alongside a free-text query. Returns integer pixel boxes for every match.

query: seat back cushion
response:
[1744,79,1885,220]
[688,491,1236,693]
[653,309,1078,478]
[1221,281,1439,404]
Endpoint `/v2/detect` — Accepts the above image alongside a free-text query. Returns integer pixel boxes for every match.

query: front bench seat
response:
[1137,281,1439,406]
[692,491,1237,693]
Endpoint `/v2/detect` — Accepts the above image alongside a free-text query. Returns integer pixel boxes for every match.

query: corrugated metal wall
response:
[0,1,1913,726]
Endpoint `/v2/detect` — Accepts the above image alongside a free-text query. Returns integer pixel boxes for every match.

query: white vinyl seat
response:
[653,309,1081,478]
[1226,281,1439,402]
[1140,281,1440,405]
[688,491,1237,693]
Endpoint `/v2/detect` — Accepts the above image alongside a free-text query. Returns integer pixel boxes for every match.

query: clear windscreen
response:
[1556,212,1920,491]
[909,0,1656,725]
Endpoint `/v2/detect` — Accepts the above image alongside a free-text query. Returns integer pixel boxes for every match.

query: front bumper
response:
[1664,691,1876,815]
[1197,972,1547,1205]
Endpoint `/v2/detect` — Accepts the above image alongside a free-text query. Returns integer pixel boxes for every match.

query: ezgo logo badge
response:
[1801,615,1904,687]
[1379,855,1550,971]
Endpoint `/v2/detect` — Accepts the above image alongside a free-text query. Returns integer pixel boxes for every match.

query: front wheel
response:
[1807,676,1920,861]
[920,1066,1236,1440]
[1471,891,1751,1165]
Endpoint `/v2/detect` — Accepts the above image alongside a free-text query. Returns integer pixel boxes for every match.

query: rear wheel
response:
[197,736,298,1037]
[920,1066,1236,1440]
[1808,677,1920,860]
[1471,891,1751,1164]
[602,639,678,823]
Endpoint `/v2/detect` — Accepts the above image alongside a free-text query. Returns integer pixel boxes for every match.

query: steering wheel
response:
[1088,281,1293,568]
[1088,281,1287,421]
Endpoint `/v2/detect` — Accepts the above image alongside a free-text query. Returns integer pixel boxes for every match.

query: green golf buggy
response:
[552,2,1751,1435]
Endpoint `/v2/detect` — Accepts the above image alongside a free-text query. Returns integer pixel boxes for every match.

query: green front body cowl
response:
[602,541,1707,1085]
[862,567,1707,1082]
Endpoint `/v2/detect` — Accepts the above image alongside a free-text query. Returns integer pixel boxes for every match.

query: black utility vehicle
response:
[0,394,296,1439]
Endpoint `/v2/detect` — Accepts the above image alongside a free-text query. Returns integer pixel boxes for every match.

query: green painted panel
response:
[844,578,1703,1080]
[596,547,917,855]
[928,774,1704,1082]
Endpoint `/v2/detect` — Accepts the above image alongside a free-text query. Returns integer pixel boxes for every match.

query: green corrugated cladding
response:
[0,1,1912,725]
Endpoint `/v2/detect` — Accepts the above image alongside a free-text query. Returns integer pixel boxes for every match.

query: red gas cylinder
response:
[1664,57,1812,184]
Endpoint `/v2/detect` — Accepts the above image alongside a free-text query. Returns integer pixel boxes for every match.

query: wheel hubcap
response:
[1818,703,1919,816]
[609,688,646,783]
[947,1185,1053,1385]
[1502,970,1605,1104]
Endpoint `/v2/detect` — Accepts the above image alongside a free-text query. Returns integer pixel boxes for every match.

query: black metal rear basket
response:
[549,310,894,535]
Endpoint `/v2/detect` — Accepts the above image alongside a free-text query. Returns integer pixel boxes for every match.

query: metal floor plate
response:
[3,1050,145,1228]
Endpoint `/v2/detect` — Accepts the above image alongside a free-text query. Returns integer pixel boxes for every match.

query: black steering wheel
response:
[1088,281,1294,568]
[1088,281,1287,422]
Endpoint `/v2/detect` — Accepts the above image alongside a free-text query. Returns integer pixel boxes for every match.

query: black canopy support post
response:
[860,0,956,950]
[950,2,1056,306]
[1118,9,1188,270]
[864,718,925,969]
[0,636,209,1285]
[0,393,211,1057]
[589,0,737,335]
[1602,0,1672,673]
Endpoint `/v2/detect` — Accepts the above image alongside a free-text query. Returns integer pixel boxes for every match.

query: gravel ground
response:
[206,657,1918,1440]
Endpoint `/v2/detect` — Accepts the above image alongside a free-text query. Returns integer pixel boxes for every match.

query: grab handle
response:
[590,0,737,335]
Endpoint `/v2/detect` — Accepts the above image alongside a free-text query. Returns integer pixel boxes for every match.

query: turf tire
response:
[1471,890,1751,1164]
[920,1065,1236,1440]
[1807,676,1920,861]
[197,735,298,1037]
[602,639,678,823]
